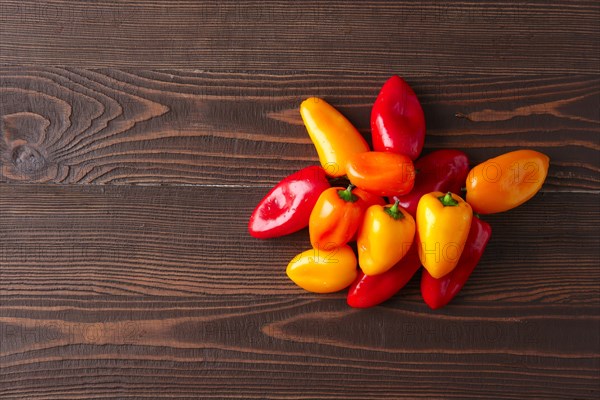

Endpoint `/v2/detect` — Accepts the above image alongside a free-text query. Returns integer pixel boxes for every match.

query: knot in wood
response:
[11,144,47,174]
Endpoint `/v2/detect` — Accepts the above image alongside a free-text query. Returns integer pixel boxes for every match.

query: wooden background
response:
[1,1,599,399]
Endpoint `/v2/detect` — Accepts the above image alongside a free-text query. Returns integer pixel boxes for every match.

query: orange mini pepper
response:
[287,245,358,293]
[346,151,415,197]
[466,149,550,214]
[417,192,472,279]
[300,97,370,177]
[357,200,416,276]
[309,185,365,249]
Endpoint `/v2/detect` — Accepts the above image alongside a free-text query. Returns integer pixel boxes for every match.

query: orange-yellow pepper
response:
[346,151,415,197]
[466,149,550,214]
[300,97,370,177]
[309,185,365,249]
[357,200,416,276]
[286,245,358,293]
[417,192,472,279]
[350,187,387,242]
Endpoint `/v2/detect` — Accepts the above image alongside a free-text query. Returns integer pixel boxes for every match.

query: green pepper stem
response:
[338,184,358,203]
[385,199,404,220]
[438,192,459,206]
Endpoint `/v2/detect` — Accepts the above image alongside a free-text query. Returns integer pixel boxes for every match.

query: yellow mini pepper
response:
[300,97,370,177]
[357,200,416,276]
[417,192,472,279]
[286,245,358,293]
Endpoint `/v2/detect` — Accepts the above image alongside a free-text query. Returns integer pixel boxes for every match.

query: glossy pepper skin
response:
[287,245,358,293]
[347,239,421,308]
[351,187,387,242]
[371,75,426,160]
[417,192,472,279]
[309,185,365,249]
[346,151,415,197]
[353,187,387,209]
[357,201,416,276]
[397,150,470,216]
[248,166,330,239]
[421,216,491,309]
[466,150,549,214]
[300,97,370,177]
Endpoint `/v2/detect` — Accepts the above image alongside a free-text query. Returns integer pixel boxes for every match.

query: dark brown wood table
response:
[1,2,599,399]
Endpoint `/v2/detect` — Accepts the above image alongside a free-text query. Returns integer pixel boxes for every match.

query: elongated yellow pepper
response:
[300,97,370,177]
[417,192,472,279]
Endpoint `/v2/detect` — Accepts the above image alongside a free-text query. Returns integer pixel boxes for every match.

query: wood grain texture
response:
[1,68,598,190]
[0,1,598,73]
[0,184,599,399]
[1,296,598,399]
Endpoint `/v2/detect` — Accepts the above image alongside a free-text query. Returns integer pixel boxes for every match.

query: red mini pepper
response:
[347,240,421,308]
[371,75,426,160]
[396,149,470,216]
[421,216,492,309]
[249,166,330,239]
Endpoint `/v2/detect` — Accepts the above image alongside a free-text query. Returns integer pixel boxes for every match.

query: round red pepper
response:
[421,216,492,309]
[396,149,470,216]
[248,166,330,239]
[347,239,421,308]
[371,75,426,160]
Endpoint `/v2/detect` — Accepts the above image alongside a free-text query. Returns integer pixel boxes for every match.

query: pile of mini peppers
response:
[249,75,550,309]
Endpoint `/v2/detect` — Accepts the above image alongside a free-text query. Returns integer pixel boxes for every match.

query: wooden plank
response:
[1,183,598,398]
[1,184,598,302]
[0,1,598,74]
[1,69,598,190]
[0,296,598,399]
